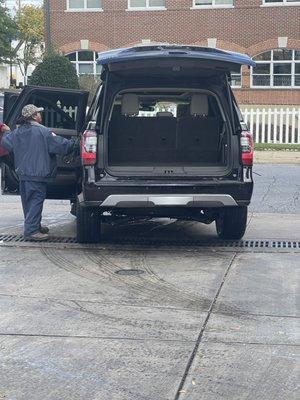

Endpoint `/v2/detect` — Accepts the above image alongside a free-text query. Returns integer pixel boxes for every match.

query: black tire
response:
[76,203,102,244]
[216,206,248,240]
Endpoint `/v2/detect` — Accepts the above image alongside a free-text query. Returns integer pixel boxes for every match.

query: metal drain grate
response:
[109,238,300,249]
[0,234,77,244]
[0,234,299,250]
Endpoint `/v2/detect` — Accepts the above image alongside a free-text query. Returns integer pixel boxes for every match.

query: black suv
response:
[1,45,255,243]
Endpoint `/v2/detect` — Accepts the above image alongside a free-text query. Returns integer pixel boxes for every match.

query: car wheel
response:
[216,206,248,240]
[76,202,102,244]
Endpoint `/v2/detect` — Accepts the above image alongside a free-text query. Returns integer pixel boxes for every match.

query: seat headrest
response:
[121,94,139,116]
[156,111,173,117]
[177,104,189,118]
[190,94,209,116]
[111,104,122,118]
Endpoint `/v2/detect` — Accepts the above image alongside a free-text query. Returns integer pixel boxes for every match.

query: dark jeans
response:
[19,181,47,237]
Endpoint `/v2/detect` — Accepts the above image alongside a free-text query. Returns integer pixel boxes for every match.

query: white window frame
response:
[231,69,242,88]
[66,0,103,12]
[191,0,234,9]
[261,0,300,7]
[251,49,300,89]
[127,0,166,11]
[66,51,102,77]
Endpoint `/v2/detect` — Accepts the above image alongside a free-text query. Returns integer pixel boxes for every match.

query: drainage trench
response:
[0,234,299,250]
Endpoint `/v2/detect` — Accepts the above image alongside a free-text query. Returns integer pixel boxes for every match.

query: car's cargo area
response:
[107,90,230,173]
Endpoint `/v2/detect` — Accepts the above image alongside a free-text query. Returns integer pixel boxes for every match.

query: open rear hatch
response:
[97,45,255,177]
[107,89,232,176]
[98,45,255,77]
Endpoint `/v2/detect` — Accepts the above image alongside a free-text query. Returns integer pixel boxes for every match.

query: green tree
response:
[0,0,17,63]
[78,74,101,106]
[14,5,44,83]
[29,52,79,89]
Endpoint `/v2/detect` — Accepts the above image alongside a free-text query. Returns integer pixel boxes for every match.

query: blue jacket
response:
[2,121,74,182]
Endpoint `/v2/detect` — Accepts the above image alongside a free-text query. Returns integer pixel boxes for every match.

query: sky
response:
[4,0,43,12]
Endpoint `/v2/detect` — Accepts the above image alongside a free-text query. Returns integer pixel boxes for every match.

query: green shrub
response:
[29,53,79,89]
[78,74,101,106]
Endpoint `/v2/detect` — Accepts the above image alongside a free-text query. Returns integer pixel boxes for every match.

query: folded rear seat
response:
[109,94,177,165]
[176,94,220,163]
[108,94,141,164]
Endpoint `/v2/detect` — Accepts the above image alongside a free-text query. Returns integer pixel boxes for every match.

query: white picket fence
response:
[242,108,300,144]
[40,102,300,145]
[43,101,78,128]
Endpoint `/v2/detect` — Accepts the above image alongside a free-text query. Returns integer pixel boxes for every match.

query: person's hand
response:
[0,124,10,134]
[71,137,81,157]
[63,137,81,163]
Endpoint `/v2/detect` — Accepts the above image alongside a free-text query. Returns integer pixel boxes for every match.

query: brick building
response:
[45,0,300,105]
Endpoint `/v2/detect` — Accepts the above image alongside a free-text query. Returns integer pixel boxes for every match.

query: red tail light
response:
[240,131,254,166]
[81,130,97,165]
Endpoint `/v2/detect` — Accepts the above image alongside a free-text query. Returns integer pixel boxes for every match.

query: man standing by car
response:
[1,104,78,241]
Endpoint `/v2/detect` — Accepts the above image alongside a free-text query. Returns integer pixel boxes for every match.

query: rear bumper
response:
[79,180,253,208]
[96,194,237,208]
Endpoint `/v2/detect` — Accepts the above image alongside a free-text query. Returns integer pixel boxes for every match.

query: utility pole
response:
[44,0,52,54]
[17,0,21,18]
[9,39,14,87]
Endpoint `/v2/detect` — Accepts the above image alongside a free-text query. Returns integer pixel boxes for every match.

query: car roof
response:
[97,44,256,69]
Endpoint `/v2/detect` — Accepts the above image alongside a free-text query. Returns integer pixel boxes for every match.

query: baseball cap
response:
[22,104,44,118]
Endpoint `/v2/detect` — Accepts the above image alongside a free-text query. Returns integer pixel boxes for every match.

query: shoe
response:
[24,232,49,242]
[39,225,49,234]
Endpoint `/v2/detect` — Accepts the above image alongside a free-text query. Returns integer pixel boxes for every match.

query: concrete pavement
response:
[0,239,298,399]
[0,164,299,399]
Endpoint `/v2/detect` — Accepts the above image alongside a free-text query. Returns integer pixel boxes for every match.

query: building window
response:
[231,69,242,88]
[67,0,102,11]
[262,0,300,6]
[128,0,166,10]
[66,51,102,77]
[251,49,300,88]
[193,0,234,8]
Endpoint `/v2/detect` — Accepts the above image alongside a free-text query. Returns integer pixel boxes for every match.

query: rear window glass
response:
[25,91,80,130]
[110,90,222,120]
[139,102,177,117]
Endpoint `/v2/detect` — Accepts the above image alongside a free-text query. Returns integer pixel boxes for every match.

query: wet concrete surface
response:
[0,164,299,399]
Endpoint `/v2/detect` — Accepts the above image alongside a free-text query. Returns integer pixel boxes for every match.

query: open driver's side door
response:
[1,85,88,199]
